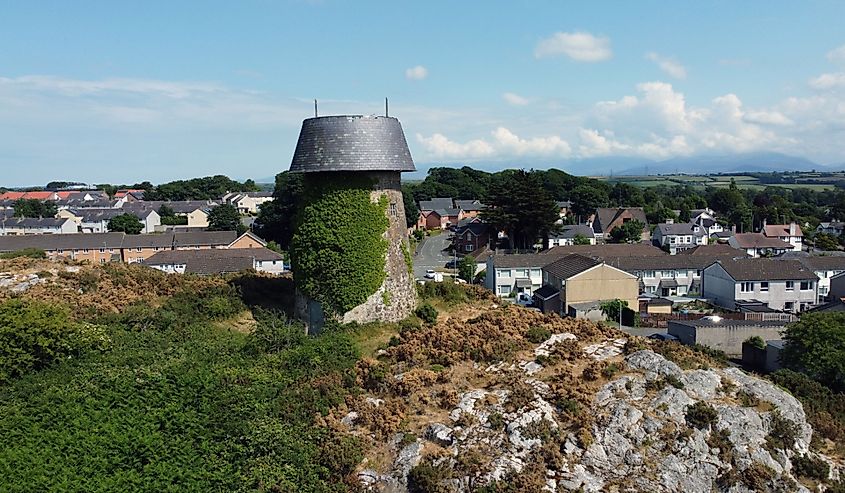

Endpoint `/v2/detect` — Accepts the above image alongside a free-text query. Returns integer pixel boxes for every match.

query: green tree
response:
[570,185,609,219]
[107,213,144,234]
[482,170,560,250]
[458,255,477,283]
[207,204,241,231]
[782,313,845,390]
[679,203,691,222]
[815,233,840,251]
[13,199,57,218]
[158,204,175,218]
[402,183,419,228]
[573,234,592,245]
[600,299,628,324]
[609,219,645,243]
[254,171,304,250]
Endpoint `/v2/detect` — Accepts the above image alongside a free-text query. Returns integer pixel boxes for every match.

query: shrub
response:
[525,326,551,344]
[0,248,46,259]
[246,309,306,354]
[765,410,799,451]
[487,412,505,430]
[791,454,830,481]
[770,369,845,452]
[0,299,109,383]
[685,402,718,429]
[745,336,766,350]
[408,460,453,493]
[737,390,759,407]
[782,312,845,390]
[601,362,621,379]
[415,303,438,325]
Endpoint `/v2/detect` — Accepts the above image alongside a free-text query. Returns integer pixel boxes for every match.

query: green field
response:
[598,173,843,192]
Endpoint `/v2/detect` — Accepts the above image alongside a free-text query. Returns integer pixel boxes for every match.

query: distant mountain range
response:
[406,152,842,179]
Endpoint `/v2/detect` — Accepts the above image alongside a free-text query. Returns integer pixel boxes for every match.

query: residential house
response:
[143,247,285,275]
[121,233,176,263]
[547,225,596,248]
[534,254,639,320]
[452,218,491,253]
[606,255,732,297]
[486,243,665,298]
[59,208,161,234]
[702,258,818,313]
[591,207,650,242]
[0,217,77,236]
[0,191,60,201]
[762,221,803,252]
[776,255,845,303]
[728,233,793,258]
[222,192,274,215]
[418,198,462,230]
[652,222,708,254]
[113,189,145,203]
[817,221,845,236]
[173,230,239,250]
[0,232,125,264]
[454,200,486,219]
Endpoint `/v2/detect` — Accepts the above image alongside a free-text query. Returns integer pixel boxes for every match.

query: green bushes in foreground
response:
[0,285,363,492]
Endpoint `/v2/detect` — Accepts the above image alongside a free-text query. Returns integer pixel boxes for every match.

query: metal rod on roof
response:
[314,99,318,117]
[385,97,389,117]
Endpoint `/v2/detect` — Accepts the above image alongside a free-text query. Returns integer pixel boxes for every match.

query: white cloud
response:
[405,65,428,80]
[502,92,530,106]
[417,127,571,160]
[743,110,793,126]
[827,44,845,65]
[809,72,845,90]
[534,31,612,62]
[645,52,687,79]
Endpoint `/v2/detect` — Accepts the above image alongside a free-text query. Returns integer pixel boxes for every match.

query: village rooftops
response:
[144,248,284,275]
[173,230,238,247]
[543,254,602,280]
[551,225,595,239]
[678,244,741,256]
[289,115,416,173]
[710,258,818,281]
[419,198,455,211]
[763,223,803,237]
[656,222,705,236]
[731,233,793,249]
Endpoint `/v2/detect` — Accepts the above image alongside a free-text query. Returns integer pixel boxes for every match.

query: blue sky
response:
[1,0,844,186]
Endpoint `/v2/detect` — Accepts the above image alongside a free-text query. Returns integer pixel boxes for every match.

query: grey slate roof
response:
[543,254,601,280]
[552,225,595,239]
[731,233,792,249]
[2,217,71,228]
[669,318,786,329]
[533,285,560,299]
[656,222,704,236]
[174,231,238,247]
[289,115,416,173]
[0,232,126,251]
[710,258,818,281]
[420,198,454,211]
[455,200,486,212]
[144,248,283,275]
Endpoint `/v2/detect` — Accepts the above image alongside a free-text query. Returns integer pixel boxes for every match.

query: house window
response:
[784,302,795,311]
[740,282,754,292]
[500,285,511,295]
[58,249,64,254]
[643,270,655,278]
[99,258,106,264]
[499,269,511,278]
[785,281,794,291]
[800,281,812,291]
[677,270,688,278]
[760,282,769,292]
[661,270,674,278]
[136,247,142,252]
[465,244,474,252]
[646,286,656,293]
[99,248,105,253]
[531,268,541,277]
[516,269,529,278]
[389,203,398,217]
[82,249,89,254]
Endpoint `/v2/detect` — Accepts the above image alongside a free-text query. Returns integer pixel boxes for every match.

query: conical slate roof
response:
[289,115,416,173]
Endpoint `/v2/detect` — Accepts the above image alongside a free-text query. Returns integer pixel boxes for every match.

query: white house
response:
[702,258,818,313]
[652,222,708,254]
[728,233,793,258]
[0,217,77,235]
[61,208,161,234]
[817,222,845,236]
[486,253,546,297]
[762,221,803,252]
[782,255,845,304]
[143,247,285,275]
[222,192,274,215]
[547,225,596,248]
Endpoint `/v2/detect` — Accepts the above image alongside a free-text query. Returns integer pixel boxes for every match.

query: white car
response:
[424,269,436,279]
[516,292,533,306]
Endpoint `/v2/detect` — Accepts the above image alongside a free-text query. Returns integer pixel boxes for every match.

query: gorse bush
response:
[685,401,718,429]
[0,299,109,383]
[415,303,438,325]
[0,248,46,259]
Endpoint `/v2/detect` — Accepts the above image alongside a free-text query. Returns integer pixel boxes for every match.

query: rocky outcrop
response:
[350,309,841,493]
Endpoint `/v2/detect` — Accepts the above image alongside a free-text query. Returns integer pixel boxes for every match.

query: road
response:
[413,233,455,279]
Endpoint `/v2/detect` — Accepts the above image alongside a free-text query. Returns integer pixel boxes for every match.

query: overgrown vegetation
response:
[685,401,719,429]
[0,248,46,259]
[769,369,845,453]
[290,173,389,315]
[782,313,845,391]
[0,269,363,492]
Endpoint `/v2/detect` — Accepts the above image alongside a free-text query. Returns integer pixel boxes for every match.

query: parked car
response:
[648,333,679,342]
[516,292,533,307]
[424,269,436,279]
[445,259,459,269]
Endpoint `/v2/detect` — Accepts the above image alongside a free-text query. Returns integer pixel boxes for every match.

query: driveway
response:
[413,233,455,279]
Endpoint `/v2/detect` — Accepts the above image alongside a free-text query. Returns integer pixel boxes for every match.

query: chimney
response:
[789,222,797,236]
[762,218,767,229]
[731,224,736,233]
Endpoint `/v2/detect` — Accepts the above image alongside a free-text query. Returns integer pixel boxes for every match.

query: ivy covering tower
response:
[289,115,417,329]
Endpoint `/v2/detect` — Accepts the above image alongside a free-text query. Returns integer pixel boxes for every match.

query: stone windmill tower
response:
[289,114,417,329]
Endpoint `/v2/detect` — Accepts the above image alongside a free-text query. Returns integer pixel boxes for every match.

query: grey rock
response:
[626,350,683,380]
[425,423,454,447]
[393,440,423,482]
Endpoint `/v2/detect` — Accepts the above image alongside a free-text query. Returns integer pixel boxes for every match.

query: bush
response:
[525,326,552,344]
[601,362,621,379]
[745,336,766,350]
[245,309,306,354]
[791,454,830,481]
[408,461,453,493]
[782,313,845,391]
[415,303,438,325]
[765,410,799,451]
[769,369,845,451]
[0,299,109,383]
[685,401,718,429]
[0,248,46,259]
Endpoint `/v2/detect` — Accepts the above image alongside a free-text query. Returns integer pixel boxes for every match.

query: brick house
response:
[591,207,650,242]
